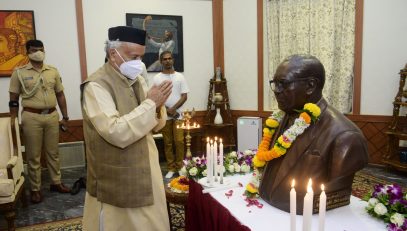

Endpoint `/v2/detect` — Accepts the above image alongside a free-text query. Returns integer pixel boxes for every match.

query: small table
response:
[164,184,188,230]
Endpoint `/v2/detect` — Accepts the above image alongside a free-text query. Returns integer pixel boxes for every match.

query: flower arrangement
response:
[364,184,407,230]
[180,150,256,180]
[224,150,256,175]
[245,103,321,198]
[168,176,190,193]
[180,156,207,179]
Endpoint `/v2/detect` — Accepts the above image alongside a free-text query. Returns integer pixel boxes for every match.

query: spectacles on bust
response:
[269,78,313,92]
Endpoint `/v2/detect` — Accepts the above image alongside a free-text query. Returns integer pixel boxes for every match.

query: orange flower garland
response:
[245,103,321,198]
[254,103,321,167]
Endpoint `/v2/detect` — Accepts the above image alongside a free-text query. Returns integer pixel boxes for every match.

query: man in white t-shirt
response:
[153,51,189,178]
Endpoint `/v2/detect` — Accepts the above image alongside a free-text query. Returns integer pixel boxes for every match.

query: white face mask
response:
[28,51,45,62]
[114,49,143,80]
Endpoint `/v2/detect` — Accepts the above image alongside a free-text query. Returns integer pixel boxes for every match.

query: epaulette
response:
[14,64,29,70]
[46,64,57,70]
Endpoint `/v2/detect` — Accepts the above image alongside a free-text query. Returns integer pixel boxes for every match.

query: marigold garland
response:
[245,103,321,198]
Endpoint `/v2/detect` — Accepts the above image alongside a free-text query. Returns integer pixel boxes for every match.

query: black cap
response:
[108,26,146,45]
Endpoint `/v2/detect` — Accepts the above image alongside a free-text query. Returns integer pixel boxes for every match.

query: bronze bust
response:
[259,55,369,214]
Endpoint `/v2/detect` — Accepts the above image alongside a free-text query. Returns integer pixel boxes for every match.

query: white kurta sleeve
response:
[82,82,158,149]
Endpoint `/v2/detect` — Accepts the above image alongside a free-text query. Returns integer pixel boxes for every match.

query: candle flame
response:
[220,138,223,143]
[177,125,179,129]
[307,185,312,193]
[307,178,313,193]
[291,179,295,188]
[321,184,325,191]
[215,136,218,141]
[207,137,209,142]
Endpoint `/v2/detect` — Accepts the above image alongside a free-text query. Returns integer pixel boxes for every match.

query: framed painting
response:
[126,13,184,72]
[0,10,36,77]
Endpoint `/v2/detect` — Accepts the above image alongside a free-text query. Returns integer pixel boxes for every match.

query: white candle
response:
[302,179,313,231]
[318,184,326,231]
[290,179,296,231]
[219,139,224,184]
[214,137,218,182]
[206,137,211,183]
[209,140,214,185]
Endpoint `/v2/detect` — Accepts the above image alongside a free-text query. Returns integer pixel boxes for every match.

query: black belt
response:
[24,107,56,114]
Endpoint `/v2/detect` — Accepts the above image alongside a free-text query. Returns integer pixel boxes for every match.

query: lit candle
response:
[290,179,296,231]
[302,179,313,231]
[209,140,214,185]
[219,139,224,184]
[214,137,218,182]
[318,184,326,231]
[206,137,211,184]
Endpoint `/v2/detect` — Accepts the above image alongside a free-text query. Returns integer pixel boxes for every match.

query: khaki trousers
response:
[22,111,61,191]
[161,120,184,171]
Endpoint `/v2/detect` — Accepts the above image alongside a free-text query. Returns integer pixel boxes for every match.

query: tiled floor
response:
[0,163,405,230]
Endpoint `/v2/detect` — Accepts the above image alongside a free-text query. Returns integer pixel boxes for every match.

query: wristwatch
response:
[62,116,69,121]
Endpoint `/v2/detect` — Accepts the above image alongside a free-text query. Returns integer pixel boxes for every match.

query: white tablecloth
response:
[206,174,385,231]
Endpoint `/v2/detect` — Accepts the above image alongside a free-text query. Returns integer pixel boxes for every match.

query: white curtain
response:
[266,0,356,113]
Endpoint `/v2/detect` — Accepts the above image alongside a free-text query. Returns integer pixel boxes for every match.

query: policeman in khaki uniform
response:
[8,40,71,204]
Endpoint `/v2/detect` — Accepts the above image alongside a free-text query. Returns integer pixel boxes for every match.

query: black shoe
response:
[71,177,86,195]
[70,179,81,195]
[79,177,86,188]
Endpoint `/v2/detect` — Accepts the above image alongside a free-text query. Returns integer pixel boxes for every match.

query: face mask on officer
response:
[113,49,143,80]
[28,51,45,62]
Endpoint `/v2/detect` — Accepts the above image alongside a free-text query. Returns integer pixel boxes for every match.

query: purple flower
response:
[245,158,252,166]
[389,197,401,205]
[387,223,403,231]
[388,184,404,200]
[402,219,407,230]
[237,152,244,160]
[373,184,387,197]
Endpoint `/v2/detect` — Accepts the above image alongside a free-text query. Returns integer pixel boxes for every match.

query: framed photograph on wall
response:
[126,13,184,72]
[0,10,36,77]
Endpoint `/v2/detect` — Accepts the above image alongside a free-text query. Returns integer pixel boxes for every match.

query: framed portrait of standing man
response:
[126,13,184,72]
[0,10,36,77]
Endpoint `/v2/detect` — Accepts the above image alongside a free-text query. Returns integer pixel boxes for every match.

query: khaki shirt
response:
[9,62,64,109]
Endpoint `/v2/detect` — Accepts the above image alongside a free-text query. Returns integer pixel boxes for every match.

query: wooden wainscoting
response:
[346,115,392,165]
[60,120,84,143]
[57,112,392,165]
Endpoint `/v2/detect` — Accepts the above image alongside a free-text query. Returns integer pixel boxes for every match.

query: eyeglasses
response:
[269,78,312,92]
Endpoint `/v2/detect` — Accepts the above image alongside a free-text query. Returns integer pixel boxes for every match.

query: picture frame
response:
[0,10,36,77]
[126,13,184,72]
